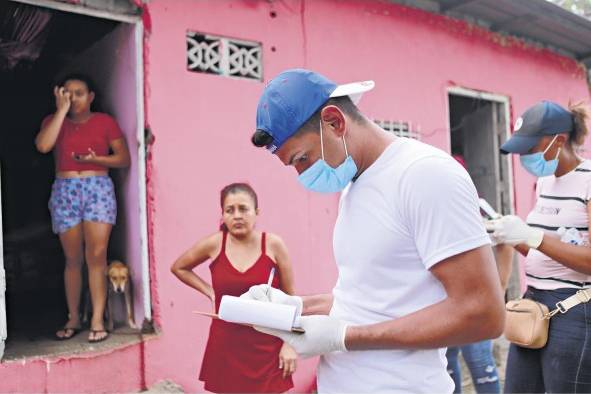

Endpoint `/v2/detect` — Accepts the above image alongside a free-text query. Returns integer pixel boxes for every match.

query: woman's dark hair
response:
[251,95,365,148]
[59,73,96,93]
[57,72,101,112]
[219,183,259,231]
[568,100,590,148]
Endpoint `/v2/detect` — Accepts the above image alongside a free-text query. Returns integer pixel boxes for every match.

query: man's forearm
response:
[36,109,67,153]
[302,293,333,315]
[494,243,514,291]
[344,296,504,350]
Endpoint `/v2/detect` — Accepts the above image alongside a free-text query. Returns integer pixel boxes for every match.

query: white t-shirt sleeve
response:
[400,156,491,269]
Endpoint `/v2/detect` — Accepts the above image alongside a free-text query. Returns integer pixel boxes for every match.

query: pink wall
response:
[0,343,145,393]
[1,1,589,392]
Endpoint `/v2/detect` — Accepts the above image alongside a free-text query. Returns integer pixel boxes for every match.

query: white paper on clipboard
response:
[193,295,305,333]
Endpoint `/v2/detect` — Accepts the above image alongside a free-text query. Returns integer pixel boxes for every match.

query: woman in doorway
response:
[489,100,591,393]
[35,74,130,343]
[171,183,297,393]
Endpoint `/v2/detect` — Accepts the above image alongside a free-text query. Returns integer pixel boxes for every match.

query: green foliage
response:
[547,0,591,18]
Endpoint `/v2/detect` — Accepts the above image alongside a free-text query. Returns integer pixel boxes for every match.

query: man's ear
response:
[89,91,96,104]
[320,105,347,138]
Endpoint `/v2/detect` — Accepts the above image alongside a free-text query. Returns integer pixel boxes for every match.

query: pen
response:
[266,267,275,297]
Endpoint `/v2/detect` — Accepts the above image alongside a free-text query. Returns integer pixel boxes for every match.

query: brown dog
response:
[107,260,138,331]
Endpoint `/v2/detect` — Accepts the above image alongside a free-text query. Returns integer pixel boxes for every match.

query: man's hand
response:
[240,285,303,318]
[486,215,544,249]
[255,315,348,359]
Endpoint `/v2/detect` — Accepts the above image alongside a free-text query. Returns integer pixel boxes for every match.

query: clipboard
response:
[193,310,306,334]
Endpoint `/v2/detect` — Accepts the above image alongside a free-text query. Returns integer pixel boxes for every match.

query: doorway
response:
[448,91,512,215]
[0,1,149,360]
[447,87,519,300]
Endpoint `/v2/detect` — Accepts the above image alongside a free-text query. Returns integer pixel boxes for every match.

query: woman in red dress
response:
[172,183,297,393]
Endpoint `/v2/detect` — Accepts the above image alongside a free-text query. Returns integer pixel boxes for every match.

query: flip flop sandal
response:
[88,330,109,343]
[55,326,81,341]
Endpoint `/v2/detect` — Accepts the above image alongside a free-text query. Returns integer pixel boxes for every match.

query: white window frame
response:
[373,119,421,139]
[186,31,263,81]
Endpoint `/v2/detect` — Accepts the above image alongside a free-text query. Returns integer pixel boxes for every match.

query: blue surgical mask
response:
[520,135,561,177]
[298,121,358,193]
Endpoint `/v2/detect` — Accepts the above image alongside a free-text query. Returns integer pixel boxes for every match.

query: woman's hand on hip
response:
[209,291,216,312]
[279,342,298,378]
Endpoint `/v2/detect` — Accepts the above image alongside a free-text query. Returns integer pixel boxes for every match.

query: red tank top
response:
[199,232,294,393]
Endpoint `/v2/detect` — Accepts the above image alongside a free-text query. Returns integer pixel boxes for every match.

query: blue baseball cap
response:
[500,101,574,155]
[256,69,374,152]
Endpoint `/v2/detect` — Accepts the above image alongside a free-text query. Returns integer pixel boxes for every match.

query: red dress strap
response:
[261,232,266,256]
[221,230,228,253]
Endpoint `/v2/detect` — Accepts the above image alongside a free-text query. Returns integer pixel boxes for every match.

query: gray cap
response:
[500,101,573,155]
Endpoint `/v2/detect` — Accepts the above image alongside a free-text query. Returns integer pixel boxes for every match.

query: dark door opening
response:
[448,91,520,299]
[0,2,146,360]
[449,93,512,214]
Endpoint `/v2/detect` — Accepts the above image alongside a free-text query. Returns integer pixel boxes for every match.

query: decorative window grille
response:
[186,31,262,81]
[374,119,420,139]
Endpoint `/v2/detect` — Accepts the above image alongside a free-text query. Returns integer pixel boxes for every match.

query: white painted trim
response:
[9,0,140,23]
[501,100,516,214]
[134,22,151,322]
[0,163,6,361]
[446,86,516,214]
[444,91,452,153]
[447,86,510,104]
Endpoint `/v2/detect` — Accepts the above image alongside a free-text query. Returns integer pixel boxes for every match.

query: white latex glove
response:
[485,215,544,249]
[240,285,303,319]
[254,315,348,359]
[488,233,498,247]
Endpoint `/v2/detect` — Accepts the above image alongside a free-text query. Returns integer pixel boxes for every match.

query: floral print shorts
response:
[49,176,117,234]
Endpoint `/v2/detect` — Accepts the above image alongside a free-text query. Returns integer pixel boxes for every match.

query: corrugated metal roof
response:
[390,0,591,68]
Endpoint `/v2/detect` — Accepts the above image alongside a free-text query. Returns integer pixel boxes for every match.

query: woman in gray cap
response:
[488,100,591,393]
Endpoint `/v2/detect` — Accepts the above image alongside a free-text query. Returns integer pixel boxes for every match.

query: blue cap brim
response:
[500,134,542,155]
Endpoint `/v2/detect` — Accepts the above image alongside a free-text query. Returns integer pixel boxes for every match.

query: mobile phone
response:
[479,198,501,220]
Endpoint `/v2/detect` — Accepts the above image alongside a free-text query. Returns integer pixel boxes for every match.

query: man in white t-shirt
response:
[243,69,505,393]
